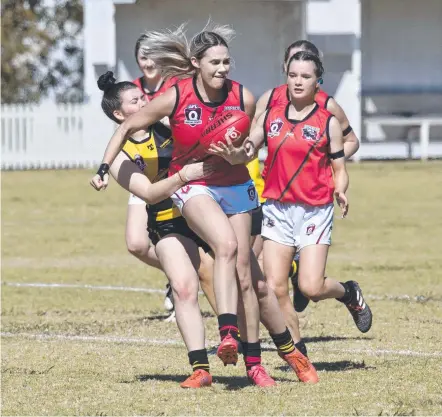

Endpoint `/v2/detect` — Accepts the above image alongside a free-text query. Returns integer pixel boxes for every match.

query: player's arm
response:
[108,151,214,205]
[242,87,256,124]
[328,116,349,217]
[326,97,360,159]
[207,110,267,165]
[251,89,272,131]
[90,87,177,190]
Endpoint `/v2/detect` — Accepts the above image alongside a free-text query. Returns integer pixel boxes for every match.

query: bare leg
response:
[298,245,345,301]
[182,195,238,315]
[251,235,264,273]
[126,203,162,270]
[250,251,286,335]
[263,239,301,342]
[155,235,205,352]
[229,212,259,343]
[197,249,218,315]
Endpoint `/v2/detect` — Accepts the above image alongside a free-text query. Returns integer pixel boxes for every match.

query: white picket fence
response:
[2,103,442,170]
[1,102,113,170]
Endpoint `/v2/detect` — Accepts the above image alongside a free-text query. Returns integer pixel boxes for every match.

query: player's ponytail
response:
[97,71,137,124]
[138,24,194,80]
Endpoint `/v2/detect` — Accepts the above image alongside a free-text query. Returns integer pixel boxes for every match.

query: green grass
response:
[2,162,442,416]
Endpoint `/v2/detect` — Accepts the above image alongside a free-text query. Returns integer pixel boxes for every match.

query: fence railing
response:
[1,102,113,170]
[2,103,442,169]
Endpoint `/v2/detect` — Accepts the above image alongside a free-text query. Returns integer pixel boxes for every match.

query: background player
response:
[210,51,373,360]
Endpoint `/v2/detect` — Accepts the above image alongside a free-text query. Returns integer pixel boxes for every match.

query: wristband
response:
[96,163,109,180]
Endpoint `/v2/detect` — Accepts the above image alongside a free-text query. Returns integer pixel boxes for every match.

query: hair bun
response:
[97,71,116,92]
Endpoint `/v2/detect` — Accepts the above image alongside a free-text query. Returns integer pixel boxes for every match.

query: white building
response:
[82,0,442,159]
[2,0,442,169]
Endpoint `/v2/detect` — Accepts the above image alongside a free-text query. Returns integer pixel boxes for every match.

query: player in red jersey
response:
[255,39,360,159]
[252,40,361,340]
[90,24,318,387]
[210,51,373,350]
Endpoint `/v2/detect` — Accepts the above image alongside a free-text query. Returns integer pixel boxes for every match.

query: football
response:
[199,110,250,150]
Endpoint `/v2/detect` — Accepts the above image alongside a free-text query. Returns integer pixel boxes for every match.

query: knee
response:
[266,275,288,300]
[171,279,199,304]
[254,279,270,299]
[126,236,148,257]
[238,275,253,294]
[213,238,238,262]
[298,278,323,302]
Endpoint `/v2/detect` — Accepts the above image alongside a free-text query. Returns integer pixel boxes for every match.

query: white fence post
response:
[420,121,430,161]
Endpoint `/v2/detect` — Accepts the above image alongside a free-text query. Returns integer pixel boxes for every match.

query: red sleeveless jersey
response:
[168,77,250,186]
[133,76,180,101]
[266,84,331,110]
[262,85,332,180]
[262,103,334,206]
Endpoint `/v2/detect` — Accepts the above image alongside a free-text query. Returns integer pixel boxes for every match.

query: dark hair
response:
[134,33,149,59]
[283,40,320,64]
[190,31,228,59]
[97,71,138,123]
[286,51,324,79]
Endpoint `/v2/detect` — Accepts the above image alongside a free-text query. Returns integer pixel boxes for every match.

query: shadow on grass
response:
[303,335,374,343]
[121,373,295,390]
[258,335,373,351]
[142,311,215,322]
[276,360,376,373]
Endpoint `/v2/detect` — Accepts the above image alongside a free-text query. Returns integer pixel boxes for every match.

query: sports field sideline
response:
[1,162,442,416]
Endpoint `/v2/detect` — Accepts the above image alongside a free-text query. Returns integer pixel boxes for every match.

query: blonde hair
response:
[139,24,193,79]
[139,21,235,79]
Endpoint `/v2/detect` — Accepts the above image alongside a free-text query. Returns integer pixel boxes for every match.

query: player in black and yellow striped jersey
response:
[246,157,265,271]
[94,71,216,388]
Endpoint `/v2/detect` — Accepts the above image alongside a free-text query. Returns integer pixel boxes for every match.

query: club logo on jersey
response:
[265,218,275,228]
[302,125,320,142]
[184,104,202,127]
[180,185,191,194]
[134,154,146,171]
[247,184,257,201]
[268,118,284,138]
[306,224,316,235]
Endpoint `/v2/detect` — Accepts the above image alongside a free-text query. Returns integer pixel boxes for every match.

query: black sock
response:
[188,349,210,373]
[270,328,295,355]
[218,313,239,341]
[336,281,352,304]
[295,340,308,357]
[243,341,261,370]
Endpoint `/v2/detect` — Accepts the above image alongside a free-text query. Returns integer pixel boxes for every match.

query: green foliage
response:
[1,0,83,104]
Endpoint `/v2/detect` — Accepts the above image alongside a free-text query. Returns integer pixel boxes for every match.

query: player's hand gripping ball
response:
[199,110,250,150]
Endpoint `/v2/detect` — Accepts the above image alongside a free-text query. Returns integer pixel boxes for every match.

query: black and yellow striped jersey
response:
[122,122,181,221]
[246,158,266,203]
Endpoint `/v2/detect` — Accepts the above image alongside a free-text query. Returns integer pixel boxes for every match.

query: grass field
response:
[1,162,442,416]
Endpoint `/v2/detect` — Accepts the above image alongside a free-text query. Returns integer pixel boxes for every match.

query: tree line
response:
[1,0,83,104]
